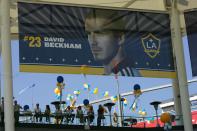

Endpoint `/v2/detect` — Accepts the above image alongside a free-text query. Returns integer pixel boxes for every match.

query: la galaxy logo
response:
[141,33,161,59]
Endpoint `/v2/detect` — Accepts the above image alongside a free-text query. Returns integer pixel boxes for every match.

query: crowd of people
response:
[0,97,22,124]
[52,103,108,126]
[0,98,112,126]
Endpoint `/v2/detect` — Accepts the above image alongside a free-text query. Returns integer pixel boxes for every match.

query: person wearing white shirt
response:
[34,103,42,122]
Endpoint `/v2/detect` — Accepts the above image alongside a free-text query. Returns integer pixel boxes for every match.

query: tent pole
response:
[1,0,15,131]
[116,78,123,127]
[172,79,183,125]
[170,0,193,130]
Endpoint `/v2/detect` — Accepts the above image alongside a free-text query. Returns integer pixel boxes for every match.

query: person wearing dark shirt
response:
[0,97,4,124]
[97,104,107,126]
[76,106,84,124]
[87,105,94,124]
[64,106,75,124]
[44,105,51,123]
[14,100,22,124]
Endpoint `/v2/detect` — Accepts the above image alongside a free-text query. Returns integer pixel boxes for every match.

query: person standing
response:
[64,106,75,124]
[54,105,62,124]
[87,105,94,124]
[14,100,22,124]
[34,103,42,122]
[0,97,4,124]
[97,104,107,126]
[44,105,51,123]
[76,106,84,124]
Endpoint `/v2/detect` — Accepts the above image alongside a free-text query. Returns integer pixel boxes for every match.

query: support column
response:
[0,0,2,109]
[1,0,15,131]
[172,79,183,125]
[116,79,123,127]
[170,0,193,130]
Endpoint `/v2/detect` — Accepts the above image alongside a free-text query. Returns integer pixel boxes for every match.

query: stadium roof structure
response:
[1,0,197,131]
[8,0,197,39]
[160,93,197,112]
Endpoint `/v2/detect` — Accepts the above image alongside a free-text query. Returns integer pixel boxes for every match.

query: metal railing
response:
[1,111,197,128]
[0,111,191,128]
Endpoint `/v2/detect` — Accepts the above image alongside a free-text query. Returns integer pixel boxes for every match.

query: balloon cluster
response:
[138,109,147,116]
[66,94,74,101]
[93,88,98,94]
[83,83,90,90]
[54,76,65,100]
[133,84,142,97]
[23,105,30,111]
[122,98,128,106]
[70,99,76,109]
[160,112,172,131]
[103,91,109,97]
[130,84,142,112]
[83,99,89,106]
[73,90,80,97]
[54,88,61,99]
[111,96,118,103]
[160,112,171,123]
[83,99,91,113]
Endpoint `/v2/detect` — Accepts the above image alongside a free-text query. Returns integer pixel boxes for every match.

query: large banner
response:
[185,11,197,77]
[18,2,175,78]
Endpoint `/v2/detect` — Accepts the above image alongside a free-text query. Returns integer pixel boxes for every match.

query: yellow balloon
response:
[138,110,142,115]
[104,91,109,97]
[112,99,117,103]
[160,112,171,123]
[93,88,98,94]
[141,111,147,116]
[54,88,60,94]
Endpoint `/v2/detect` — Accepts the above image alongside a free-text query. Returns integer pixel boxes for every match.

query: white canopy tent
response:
[1,0,197,131]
